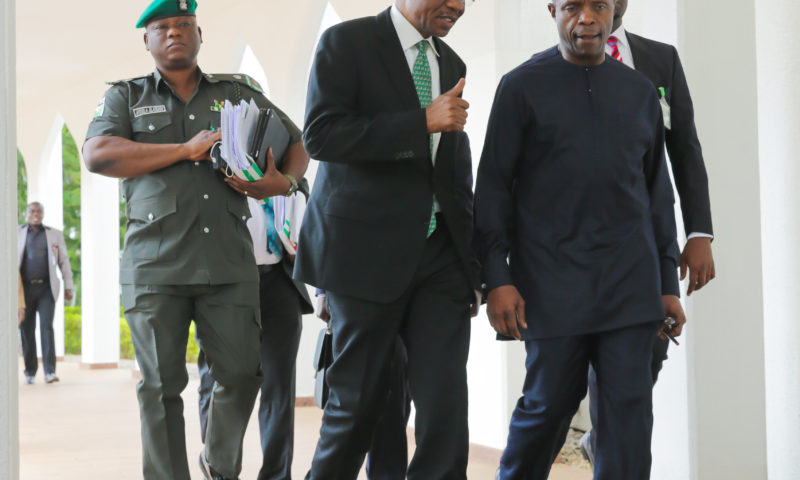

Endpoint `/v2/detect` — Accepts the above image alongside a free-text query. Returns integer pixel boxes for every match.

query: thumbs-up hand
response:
[426,77,469,133]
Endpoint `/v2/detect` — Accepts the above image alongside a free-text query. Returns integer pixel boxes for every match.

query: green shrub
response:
[64,306,81,355]
[64,305,200,363]
[120,315,135,359]
[186,322,199,363]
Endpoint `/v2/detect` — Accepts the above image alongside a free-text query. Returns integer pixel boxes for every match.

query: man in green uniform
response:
[82,1,307,479]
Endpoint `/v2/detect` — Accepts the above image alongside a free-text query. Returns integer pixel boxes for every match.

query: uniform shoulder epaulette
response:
[204,73,264,93]
[105,73,153,86]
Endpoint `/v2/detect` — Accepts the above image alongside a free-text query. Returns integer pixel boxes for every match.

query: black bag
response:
[313,327,333,409]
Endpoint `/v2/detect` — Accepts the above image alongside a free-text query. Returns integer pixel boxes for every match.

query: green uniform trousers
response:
[122,283,262,480]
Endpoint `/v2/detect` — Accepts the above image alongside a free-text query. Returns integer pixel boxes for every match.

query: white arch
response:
[239,44,271,98]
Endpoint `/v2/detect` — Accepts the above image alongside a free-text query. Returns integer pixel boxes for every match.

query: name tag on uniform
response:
[133,105,167,118]
[658,87,672,130]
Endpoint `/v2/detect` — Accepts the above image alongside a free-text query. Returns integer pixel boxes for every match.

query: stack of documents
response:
[214,98,305,253]
[274,193,306,254]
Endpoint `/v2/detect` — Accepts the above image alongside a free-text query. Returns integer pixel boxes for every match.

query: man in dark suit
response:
[578,0,717,464]
[295,1,479,478]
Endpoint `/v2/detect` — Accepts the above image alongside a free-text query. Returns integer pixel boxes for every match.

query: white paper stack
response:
[218,98,306,254]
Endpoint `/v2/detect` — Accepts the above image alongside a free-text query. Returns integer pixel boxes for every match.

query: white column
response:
[0,0,20,477]
[79,161,120,368]
[756,0,800,478]
[35,117,66,360]
[678,0,768,478]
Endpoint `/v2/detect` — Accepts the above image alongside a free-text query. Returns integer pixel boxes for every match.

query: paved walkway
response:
[18,360,590,479]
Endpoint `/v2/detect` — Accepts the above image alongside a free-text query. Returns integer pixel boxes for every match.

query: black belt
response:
[26,278,47,285]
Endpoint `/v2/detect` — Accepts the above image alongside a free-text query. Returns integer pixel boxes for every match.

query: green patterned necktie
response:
[412,40,437,238]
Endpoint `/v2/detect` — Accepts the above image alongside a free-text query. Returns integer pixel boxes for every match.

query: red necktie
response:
[607,35,623,62]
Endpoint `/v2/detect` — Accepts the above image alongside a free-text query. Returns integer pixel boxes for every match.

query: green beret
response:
[136,0,198,29]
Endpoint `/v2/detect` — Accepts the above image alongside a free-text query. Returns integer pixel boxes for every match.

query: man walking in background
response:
[17,201,73,385]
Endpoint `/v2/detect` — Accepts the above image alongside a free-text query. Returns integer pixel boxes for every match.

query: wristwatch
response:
[283,173,299,197]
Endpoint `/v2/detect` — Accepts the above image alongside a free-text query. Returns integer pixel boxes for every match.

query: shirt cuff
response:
[687,232,713,240]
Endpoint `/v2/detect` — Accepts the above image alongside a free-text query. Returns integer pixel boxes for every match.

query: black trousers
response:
[198,265,303,480]
[498,321,660,480]
[586,337,669,458]
[365,338,411,480]
[307,227,472,480]
[20,282,56,376]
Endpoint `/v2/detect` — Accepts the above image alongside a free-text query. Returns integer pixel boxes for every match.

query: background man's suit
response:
[621,29,713,384]
[581,28,716,462]
[627,31,712,238]
[17,224,73,379]
[18,224,73,304]
[295,7,479,479]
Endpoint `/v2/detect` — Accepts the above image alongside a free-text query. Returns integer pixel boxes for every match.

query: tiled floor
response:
[18,360,590,479]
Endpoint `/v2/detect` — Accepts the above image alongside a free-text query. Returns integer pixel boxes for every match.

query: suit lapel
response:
[627,32,669,99]
[434,37,456,96]
[375,8,419,108]
[45,226,55,250]
[627,33,658,83]
[627,32,646,71]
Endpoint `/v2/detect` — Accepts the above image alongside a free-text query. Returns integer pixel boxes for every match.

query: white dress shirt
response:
[246,197,281,266]
[607,25,711,241]
[391,4,441,212]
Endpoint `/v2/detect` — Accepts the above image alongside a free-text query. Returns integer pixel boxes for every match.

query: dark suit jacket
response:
[282,256,313,314]
[627,31,713,236]
[295,8,479,303]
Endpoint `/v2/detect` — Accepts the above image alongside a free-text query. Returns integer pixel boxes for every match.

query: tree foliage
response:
[62,125,82,305]
[17,150,27,223]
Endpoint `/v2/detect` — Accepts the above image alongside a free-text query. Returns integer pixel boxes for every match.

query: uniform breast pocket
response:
[131,113,173,142]
[125,195,177,260]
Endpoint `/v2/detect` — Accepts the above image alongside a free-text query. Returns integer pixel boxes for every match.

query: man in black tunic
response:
[474,0,686,478]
